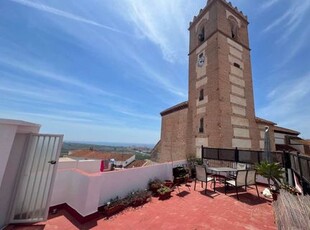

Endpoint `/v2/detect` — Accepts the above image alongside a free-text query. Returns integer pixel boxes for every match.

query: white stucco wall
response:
[0,124,17,187]
[50,160,186,217]
[0,119,40,229]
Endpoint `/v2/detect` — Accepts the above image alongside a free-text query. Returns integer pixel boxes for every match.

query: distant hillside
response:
[61,141,152,160]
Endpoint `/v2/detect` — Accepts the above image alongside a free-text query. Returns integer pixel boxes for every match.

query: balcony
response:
[5,159,276,230]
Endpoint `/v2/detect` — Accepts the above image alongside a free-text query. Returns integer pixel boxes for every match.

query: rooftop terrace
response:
[6,183,275,230]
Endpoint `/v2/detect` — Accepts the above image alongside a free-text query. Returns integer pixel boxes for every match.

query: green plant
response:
[157,186,172,195]
[187,155,203,166]
[148,179,162,190]
[129,190,152,204]
[255,161,284,190]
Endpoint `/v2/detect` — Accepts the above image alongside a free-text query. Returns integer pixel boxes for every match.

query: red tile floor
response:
[6,182,276,230]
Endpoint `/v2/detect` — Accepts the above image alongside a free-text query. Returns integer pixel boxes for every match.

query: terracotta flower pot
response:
[158,191,172,200]
[164,180,173,188]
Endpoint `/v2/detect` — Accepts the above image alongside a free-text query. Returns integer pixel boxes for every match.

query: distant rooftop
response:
[69,149,134,161]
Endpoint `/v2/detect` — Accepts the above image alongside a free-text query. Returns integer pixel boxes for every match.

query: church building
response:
[152,0,309,163]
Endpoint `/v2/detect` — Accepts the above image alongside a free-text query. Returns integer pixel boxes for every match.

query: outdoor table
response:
[207,167,238,188]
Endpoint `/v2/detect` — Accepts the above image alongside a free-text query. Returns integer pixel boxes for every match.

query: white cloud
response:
[263,1,310,39]
[0,57,120,98]
[129,52,187,98]
[260,0,279,10]
[116,0,197,63]
[10,0,127,35]
[257,73,310,138]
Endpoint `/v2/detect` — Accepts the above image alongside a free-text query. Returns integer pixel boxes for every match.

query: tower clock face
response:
[198,54,205,67]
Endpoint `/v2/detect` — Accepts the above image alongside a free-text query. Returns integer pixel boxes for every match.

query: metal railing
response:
[201,146,310,195]
[201,146,284,166]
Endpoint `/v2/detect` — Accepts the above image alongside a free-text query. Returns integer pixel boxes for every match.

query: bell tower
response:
[187,0,260,156]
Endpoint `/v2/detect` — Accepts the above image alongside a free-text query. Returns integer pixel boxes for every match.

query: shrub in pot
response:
[157,186,172,200]
[148,179,163,195]
[99,197,128,217]
[129,190,152,207]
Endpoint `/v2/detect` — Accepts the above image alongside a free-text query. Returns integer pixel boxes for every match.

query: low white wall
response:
[77,160,101,173]
[50,160,186,217]
[58,159,102,173]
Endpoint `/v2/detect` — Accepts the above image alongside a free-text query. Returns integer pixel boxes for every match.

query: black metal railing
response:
[289,152,310,194]
[201,146,284,166]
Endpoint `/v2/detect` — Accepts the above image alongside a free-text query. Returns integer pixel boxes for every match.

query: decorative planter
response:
[164,180,173,188]
[131,198,147,207]
[158,191,172,200]
[101,204,126,217]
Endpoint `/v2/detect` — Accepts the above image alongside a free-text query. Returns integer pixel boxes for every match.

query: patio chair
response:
[245,170,260,198]
[228,162,247,179]
[194,165,215,194]
[224,170,247,200]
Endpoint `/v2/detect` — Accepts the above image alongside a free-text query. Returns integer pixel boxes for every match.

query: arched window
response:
[199,89,204,101]
[198,27,205,42]
[228,16,239,40]
[199,118,204,133]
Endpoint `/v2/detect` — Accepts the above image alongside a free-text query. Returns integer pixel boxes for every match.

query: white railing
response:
[50,160,186,217]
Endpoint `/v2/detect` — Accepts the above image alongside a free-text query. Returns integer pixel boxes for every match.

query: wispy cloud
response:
[257,72,310,137]
[130,52,187,98]
[0,57,121,98]
[260,0,279,10]
[117,0,193,63]
[10,0,127,35]
[263,1,310,39]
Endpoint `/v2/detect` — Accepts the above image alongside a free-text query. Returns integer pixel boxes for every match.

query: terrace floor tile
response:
[6,182,276,230]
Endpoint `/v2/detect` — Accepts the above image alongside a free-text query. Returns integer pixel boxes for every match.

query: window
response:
[233,62,241,69]
[199,89,204,101]
[198,27,205,42]
[228,16,239,40]
[199,118,204,133]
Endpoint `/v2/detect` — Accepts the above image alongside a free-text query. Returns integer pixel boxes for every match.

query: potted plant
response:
[164,180,173,188]
[98,197,129,217]
[255,161,284,200]
[129,190,152,207]
[187,154,203,178]
[148,179,163,196]
[157,186,172,200]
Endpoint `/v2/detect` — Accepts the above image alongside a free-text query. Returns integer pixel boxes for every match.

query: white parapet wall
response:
[50,160,186,217]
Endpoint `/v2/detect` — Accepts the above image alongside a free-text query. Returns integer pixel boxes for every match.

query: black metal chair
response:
[194,165,215,194]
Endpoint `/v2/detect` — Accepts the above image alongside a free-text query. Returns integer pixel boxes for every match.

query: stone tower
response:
[187,0,260,156]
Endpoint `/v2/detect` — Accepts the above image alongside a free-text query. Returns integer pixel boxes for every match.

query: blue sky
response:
[0,0,309,144]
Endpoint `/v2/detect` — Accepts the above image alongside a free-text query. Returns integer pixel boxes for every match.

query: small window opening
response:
[199,118,204,133]
[198,27,205,42]
[199,89,204,101]
[231,28,236,39]
[233,62,241,69]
